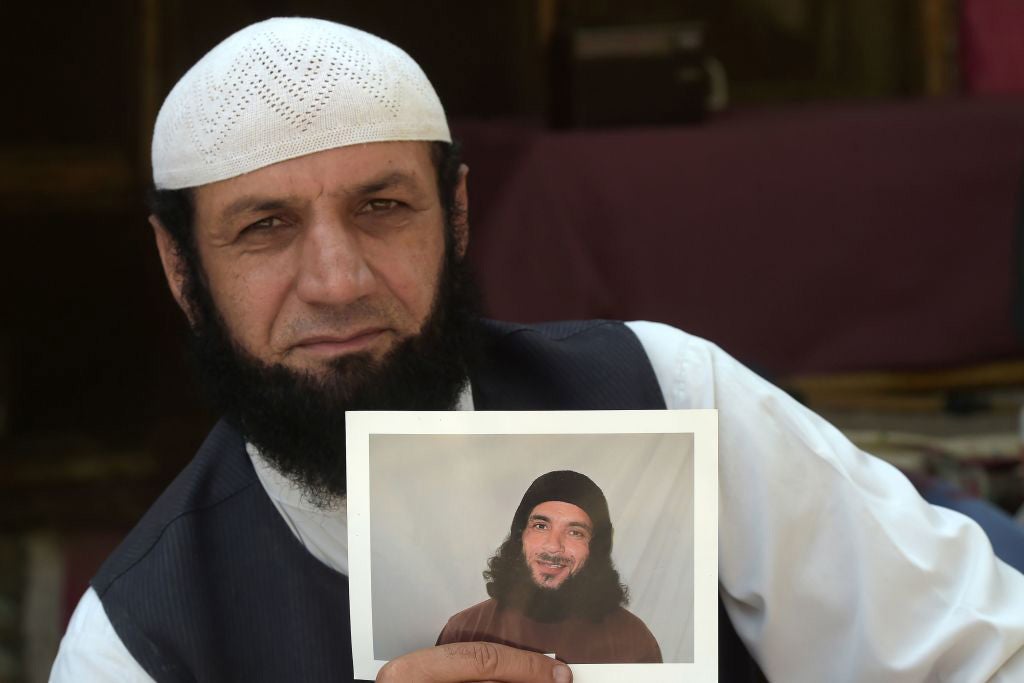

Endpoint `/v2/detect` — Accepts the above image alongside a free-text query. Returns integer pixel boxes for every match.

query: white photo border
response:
[347,409,719,683]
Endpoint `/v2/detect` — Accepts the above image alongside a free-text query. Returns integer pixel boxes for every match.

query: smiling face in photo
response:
[522,501,593,589]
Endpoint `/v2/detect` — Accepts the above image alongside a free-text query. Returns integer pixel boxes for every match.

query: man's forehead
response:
[191,141,438,219]
[528,501,594,527]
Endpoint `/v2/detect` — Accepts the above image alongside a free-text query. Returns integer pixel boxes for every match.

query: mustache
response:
[535,553,572,566]
[282,299,402,337]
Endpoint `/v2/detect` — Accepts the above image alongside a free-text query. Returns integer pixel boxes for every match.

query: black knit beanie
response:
[510,470,612,559]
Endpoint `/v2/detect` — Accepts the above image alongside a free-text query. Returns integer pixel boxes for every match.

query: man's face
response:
[186,141,452,375]
[521,501,593,590]
[150,140,476,504]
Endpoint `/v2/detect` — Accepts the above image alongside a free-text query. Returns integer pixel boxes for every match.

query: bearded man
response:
[50,16,1024,683]
[437,471,662,664]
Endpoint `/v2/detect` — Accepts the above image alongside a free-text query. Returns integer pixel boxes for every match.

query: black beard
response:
[183,237,481,507]
[503,555,605,623]
[486,535,629,622]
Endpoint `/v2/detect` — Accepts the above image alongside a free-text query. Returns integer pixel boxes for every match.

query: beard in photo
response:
[484,537,629,623]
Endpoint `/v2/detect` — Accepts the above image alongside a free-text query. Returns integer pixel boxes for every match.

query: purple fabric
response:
[457,98,1024,374]
[962,0,1024,94]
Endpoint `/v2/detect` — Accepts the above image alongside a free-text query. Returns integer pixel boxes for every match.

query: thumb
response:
[376,642,572,683]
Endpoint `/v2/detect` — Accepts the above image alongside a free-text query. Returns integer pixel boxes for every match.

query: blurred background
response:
[3,0,1024,680]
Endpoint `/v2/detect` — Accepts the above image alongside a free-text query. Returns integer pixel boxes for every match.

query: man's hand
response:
[375,642,572,683]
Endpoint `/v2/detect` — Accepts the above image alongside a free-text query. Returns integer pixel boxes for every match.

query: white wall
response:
[368,431,695,662]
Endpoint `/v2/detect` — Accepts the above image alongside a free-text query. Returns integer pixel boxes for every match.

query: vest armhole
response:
[102,598,196,683]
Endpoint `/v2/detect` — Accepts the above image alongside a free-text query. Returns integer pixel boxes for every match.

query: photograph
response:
[347,409,718,683]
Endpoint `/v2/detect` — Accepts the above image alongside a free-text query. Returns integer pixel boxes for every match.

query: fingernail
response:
[553,663,571,683]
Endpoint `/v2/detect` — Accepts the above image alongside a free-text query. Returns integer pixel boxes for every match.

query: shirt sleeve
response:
[626,320,1024,682]
[50,587,156,683]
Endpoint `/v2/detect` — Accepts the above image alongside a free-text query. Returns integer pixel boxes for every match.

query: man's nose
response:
[294,216,375,306]
[541,534,564,553]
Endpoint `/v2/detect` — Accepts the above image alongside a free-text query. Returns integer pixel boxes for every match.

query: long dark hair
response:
[484,534,629,622]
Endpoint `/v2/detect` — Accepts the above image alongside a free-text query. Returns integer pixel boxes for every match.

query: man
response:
[437,471,662,664]
[50,16,1024,683]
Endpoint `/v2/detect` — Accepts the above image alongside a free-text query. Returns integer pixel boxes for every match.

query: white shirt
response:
[51,322,1024,682]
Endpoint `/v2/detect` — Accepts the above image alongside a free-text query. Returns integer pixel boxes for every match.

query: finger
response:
[376,642,572,683]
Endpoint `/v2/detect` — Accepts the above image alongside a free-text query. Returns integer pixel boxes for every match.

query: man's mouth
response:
[289,328,390,357]
[535,554,570,571]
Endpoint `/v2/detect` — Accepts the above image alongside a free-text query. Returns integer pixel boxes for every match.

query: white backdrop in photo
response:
[368,431,694,662]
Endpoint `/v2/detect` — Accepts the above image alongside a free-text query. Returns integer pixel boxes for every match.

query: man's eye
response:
[531,523,548,531]
[362,199,401,213]
[242,216,284,233]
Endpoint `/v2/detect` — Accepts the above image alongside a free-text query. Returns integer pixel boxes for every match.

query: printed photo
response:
[347,410,718,683]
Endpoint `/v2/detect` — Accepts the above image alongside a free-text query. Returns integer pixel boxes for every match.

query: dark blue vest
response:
[93,319,764,682]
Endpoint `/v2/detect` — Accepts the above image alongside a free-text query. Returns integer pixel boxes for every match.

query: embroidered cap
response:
[151,17,451,189]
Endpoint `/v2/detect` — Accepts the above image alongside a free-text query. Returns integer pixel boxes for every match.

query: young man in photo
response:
[437,470,662,664]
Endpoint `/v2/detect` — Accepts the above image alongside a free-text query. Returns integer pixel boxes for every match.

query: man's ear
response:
[150,215,195,324]
[453,163,470,258]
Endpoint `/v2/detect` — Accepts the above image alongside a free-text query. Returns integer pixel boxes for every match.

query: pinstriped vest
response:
[92,319,763,682]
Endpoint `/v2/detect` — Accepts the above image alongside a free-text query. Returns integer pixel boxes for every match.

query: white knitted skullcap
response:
[152,17,451,189]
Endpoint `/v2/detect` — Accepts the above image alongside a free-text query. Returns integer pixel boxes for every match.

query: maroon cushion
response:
[457,98,1024,374]
[962,0,1024,94]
